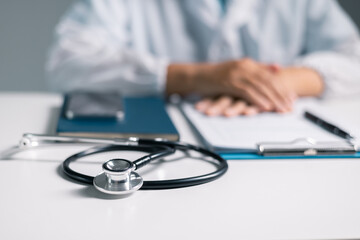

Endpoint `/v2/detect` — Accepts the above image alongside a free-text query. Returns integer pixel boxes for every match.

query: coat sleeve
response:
[46,0,169,96]
[294,0,360,98]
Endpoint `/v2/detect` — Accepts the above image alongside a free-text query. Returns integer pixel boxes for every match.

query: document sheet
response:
[181,98,359,152]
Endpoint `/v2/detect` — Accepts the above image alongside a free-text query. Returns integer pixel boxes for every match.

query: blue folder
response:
[57,95,179,141]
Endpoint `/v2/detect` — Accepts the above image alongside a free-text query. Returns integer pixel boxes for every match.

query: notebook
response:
[57,94,179,141]
[180,98,359,158]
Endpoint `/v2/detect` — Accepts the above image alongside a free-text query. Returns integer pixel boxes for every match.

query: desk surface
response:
[1,92,360,240]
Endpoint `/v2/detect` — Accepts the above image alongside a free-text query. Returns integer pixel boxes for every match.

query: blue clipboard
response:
[220,138,359,160]
[179,101,359,160]
[220,151,360,160]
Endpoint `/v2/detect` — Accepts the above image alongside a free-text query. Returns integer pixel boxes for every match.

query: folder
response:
[180,98,359,160]
[57,94,179,141]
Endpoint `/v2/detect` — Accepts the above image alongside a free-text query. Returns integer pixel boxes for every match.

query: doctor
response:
[47,0,360,116]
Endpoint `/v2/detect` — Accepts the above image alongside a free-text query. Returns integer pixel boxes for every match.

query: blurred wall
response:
[0,0,359,92]
[0,0,75,92]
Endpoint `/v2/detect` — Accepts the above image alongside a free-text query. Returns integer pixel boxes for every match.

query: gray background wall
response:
[0,0,75,92]
[0,0,359,92]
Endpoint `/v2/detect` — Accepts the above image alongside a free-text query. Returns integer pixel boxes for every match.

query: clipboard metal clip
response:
[257,138,357,156]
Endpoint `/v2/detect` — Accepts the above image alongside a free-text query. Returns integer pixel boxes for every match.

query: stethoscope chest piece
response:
[93,159,143,195]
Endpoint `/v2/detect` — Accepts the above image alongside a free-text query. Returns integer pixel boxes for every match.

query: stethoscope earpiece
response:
[93,159,143,195]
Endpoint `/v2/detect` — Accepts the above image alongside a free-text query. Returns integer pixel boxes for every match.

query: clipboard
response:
[219,151,360,160]
[180,99,360,160]
[219,138,358,160]
[257,138,356,156]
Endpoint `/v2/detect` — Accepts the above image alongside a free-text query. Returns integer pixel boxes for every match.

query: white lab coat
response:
[47,0,360,98]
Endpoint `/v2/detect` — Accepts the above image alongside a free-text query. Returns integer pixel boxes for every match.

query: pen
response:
[304,111,354,140]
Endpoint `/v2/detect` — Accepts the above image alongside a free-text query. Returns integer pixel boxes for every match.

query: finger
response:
[269,81,295,112]
[290,92,298,102]
[263,73,295,110]
[230,80,273,111]
[251,70,293,112]
[195,98,213,113]
[245,75,281,111]
[229,69,276,111]
[223,100,247,117]
[238,62,290,111]
[225,60,291,111]
[258,67,297,111]
[243,106,260,116]
[253,70,288,108]
[204,96,233,116]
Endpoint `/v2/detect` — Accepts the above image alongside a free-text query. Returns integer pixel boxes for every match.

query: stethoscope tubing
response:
[62,139,228,190]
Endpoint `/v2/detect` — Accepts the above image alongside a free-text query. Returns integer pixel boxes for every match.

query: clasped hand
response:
[194,58,296,116]
[167,58,323,116]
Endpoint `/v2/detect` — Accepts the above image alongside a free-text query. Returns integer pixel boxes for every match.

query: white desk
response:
[1,92,360,240]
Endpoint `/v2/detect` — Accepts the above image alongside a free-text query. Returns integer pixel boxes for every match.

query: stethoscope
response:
[16,133,228,196]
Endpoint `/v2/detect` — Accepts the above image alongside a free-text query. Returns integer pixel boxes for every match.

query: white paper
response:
[181,98,359,152]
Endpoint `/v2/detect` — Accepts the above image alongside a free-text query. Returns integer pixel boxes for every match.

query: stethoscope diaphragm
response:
[93,159,143,195]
